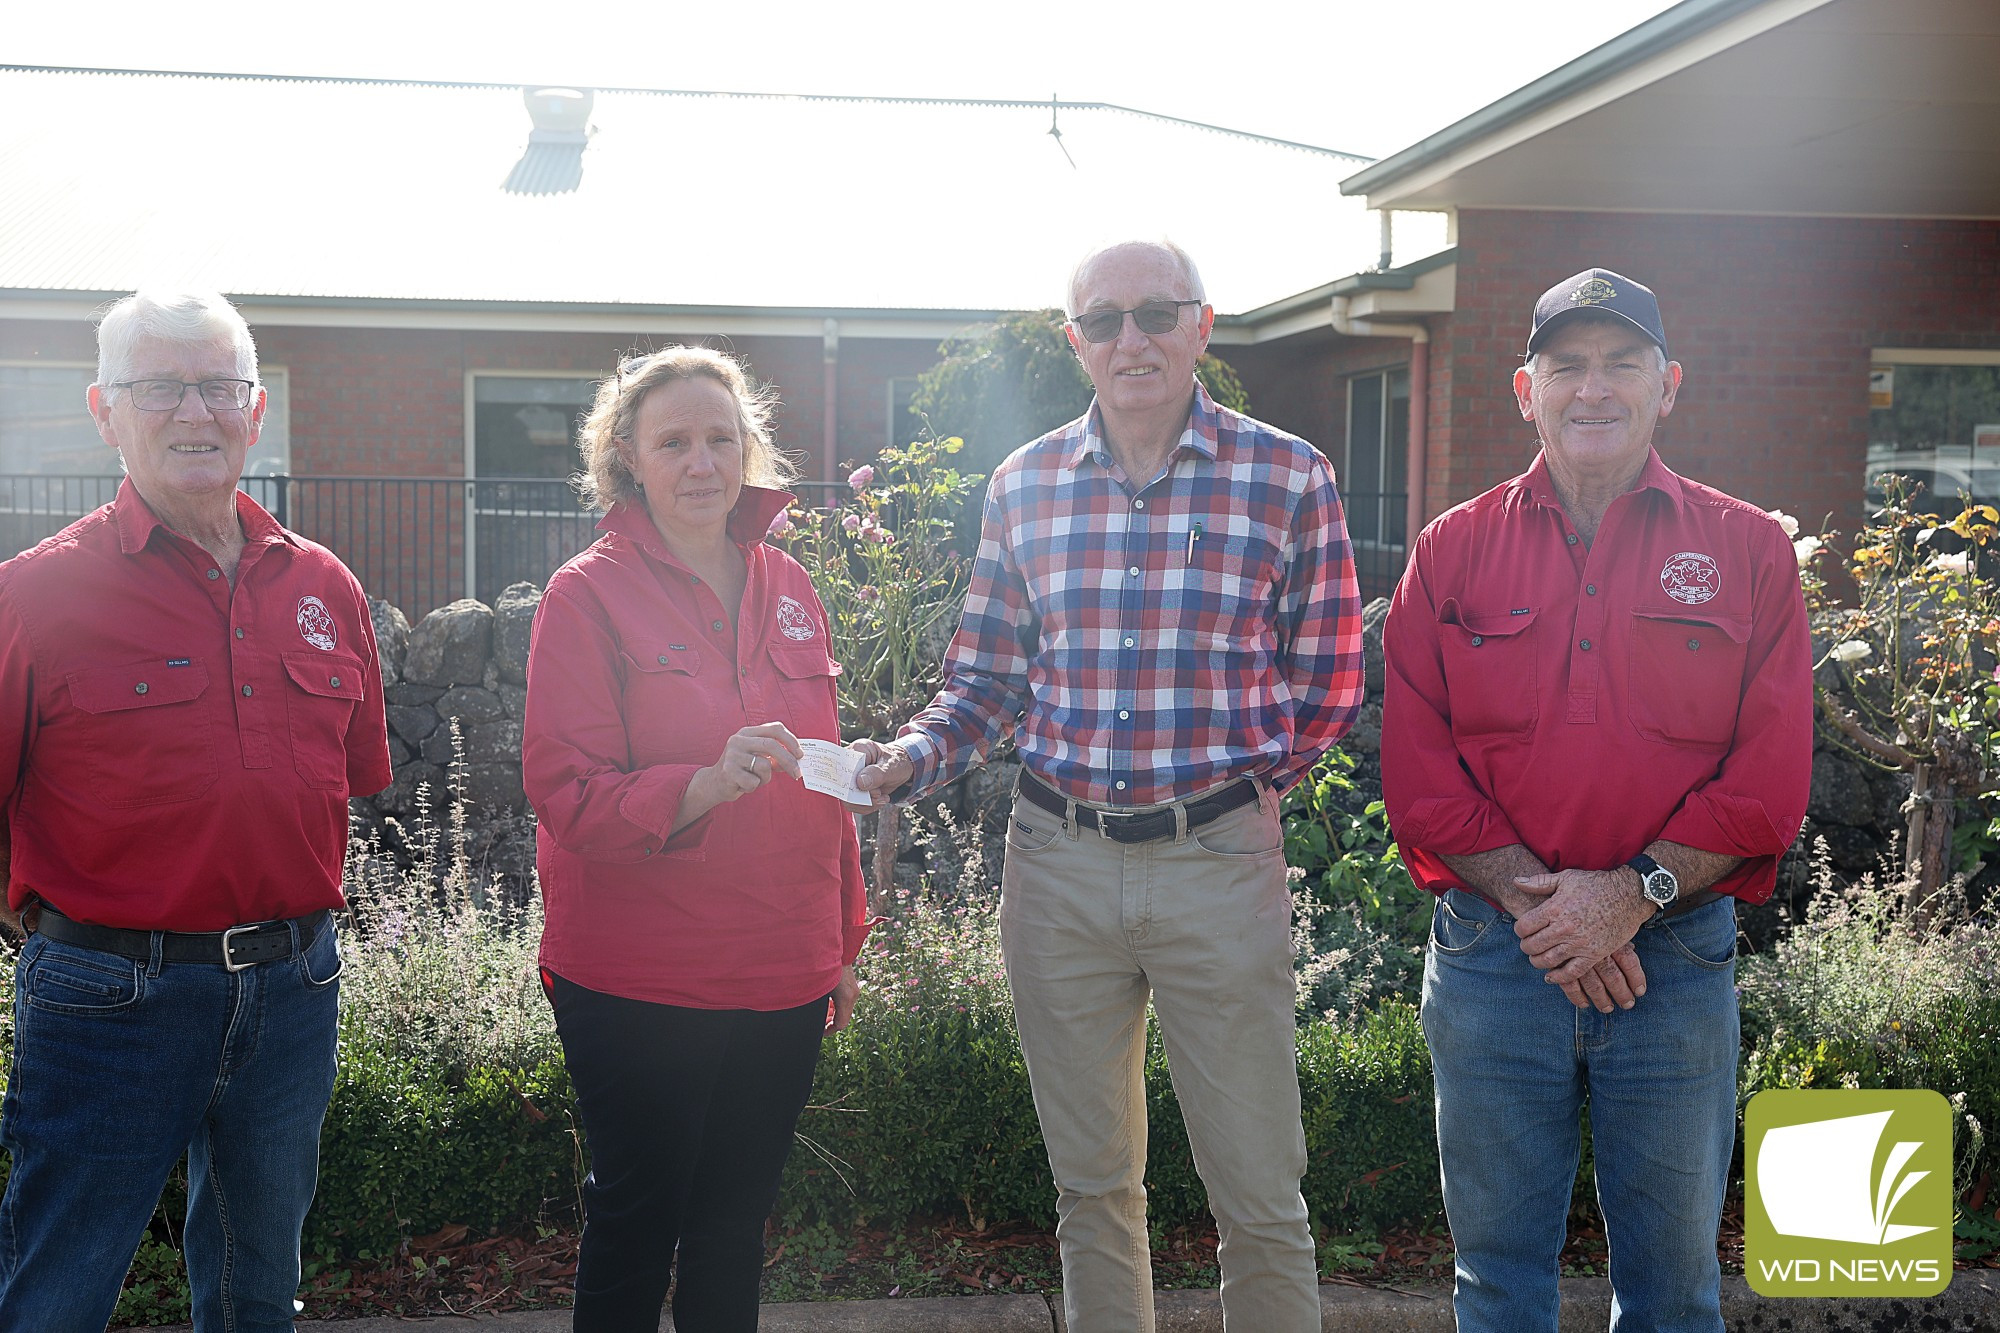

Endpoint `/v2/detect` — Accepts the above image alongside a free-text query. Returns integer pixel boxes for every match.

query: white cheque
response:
[796,738,871,804]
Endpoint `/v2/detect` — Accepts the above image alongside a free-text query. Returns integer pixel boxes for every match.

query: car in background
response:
[1865,455,2000,518]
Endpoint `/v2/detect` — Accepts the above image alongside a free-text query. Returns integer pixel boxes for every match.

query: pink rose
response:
[847,465,876,489]
[766,510,795,538]
[841,513,863,533]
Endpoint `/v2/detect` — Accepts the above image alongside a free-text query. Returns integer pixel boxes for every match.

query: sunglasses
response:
[1070,299,1203,345]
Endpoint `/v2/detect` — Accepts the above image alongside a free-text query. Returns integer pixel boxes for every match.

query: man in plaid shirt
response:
[856,239,1363,1332]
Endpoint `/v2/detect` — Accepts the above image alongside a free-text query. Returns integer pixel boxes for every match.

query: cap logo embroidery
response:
[1660,552,1720,606]
[776,594,817,642]
[1572,277,1618,307]
[297,596,338,651]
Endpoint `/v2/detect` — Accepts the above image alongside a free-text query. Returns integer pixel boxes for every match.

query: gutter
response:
[1338,0,1788,200]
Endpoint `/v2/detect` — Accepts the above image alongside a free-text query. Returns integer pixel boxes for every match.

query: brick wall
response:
[252,325,941,482]
[1436,211,2000,530]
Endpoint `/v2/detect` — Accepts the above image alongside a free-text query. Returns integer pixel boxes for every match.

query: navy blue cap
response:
[1526,268,1668,359]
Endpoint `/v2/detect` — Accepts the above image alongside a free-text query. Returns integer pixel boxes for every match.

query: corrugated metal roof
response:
[0,67,1446,316]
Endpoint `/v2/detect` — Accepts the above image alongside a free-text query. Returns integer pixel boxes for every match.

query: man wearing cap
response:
[0,291,391,1331]
[852,239,1364,1332]
[1382,269,1811,1331]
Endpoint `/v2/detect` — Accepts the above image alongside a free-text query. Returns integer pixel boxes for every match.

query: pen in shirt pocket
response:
[1185,521,1203,565]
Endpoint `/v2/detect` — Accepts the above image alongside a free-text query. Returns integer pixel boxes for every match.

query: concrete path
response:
[131,1270,2000,1331]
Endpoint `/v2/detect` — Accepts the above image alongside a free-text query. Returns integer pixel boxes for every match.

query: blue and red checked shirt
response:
[897,383,1364,807]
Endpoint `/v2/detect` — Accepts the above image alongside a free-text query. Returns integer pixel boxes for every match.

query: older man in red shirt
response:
[0,291,391,1332]
[1383,269,1811,1333]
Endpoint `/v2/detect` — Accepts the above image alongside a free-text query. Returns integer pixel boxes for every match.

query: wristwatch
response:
[1627,853,1679,913]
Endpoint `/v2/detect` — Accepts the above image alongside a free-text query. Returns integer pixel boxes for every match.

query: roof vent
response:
[506,86,594,195]
[524,86,593,145]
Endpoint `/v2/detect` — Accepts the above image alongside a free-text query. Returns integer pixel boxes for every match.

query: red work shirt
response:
[1381,450,1812,905]
[523,488,870,1012]
[0,479,392,930]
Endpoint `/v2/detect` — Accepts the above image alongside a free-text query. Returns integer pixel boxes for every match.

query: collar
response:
[113,476,295,556]
[1511,447,1686,519]
[597,484,796,563]
[1063,380,1223,474]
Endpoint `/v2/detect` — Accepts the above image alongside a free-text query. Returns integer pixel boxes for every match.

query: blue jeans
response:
[0,919,342,1333]
[1421,890,1738,1333]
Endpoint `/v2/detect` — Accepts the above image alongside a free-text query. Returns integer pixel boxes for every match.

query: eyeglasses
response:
[1070,300,1203,345]
[111,379,256,412]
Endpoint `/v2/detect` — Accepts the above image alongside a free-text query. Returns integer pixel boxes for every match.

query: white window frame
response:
[1343,364,1410,552]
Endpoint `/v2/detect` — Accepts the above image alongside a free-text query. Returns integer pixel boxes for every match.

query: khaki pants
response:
[998,785,1319,1333]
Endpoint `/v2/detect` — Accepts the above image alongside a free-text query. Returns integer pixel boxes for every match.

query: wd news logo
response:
[1745,1089,1953,1297]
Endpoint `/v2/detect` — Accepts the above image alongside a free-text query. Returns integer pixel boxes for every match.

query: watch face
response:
[1643,871,1677,904]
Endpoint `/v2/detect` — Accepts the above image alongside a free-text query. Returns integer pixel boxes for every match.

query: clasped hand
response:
[1506,868,1656,1013]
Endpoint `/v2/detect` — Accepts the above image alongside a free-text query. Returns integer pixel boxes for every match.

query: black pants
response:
[546,971,828,1333]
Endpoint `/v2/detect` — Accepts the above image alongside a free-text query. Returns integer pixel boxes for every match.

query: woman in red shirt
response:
[522,347,869,1333]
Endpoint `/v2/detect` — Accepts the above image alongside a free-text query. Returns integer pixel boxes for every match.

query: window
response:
[472,375,595,479]
[885,377,922,451]
[1867,353,2000,516]
[1344,367,1409,547]
[0,363,291,476]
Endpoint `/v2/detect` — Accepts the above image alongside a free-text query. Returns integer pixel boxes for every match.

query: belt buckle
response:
[1093,808,1137,841]
[220,923,261,972]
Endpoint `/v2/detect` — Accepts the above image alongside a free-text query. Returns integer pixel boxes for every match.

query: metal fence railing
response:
[0,476,1410,620]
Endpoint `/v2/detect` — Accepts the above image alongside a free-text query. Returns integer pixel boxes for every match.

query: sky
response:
[11,0,1683,161]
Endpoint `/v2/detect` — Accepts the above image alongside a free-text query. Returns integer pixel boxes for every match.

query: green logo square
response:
[1744,1088,1953,1297]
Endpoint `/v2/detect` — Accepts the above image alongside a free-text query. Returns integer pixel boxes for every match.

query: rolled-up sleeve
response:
[522,582,710,863]
[1657,522,1813,880]
[1381,529,1525,891]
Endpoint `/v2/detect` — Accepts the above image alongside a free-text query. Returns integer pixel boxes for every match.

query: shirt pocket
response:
[1182,532,1276,659]
[281,651,366,791]
[65,659,218,807]
[1627,606,1751,748]
[620,641,719,765]
[1436,600,1539,738]
[768,643,843,742]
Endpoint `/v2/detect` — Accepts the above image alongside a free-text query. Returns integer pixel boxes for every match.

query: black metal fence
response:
[0,475,1406,619]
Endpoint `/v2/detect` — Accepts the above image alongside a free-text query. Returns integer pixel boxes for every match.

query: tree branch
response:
[1818,694,1918,769]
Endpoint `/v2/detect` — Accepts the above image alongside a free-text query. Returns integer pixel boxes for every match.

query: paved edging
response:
[133,1272,2000,1330]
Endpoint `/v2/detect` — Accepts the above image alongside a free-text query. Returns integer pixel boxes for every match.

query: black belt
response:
[34,905,330,972]
[1017,773,1260,844]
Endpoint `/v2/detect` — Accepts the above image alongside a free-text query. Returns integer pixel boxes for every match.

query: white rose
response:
[1768,509,1801,538]
[1829,640,1873,663]
[1794,536,1822,564]
[1929,550,1973,575]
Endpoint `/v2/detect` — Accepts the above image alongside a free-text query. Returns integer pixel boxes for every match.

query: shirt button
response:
[1687,639,1701,652]
[330,676,341,688]
[690,576,701,585]
[1118,709,1130,720]
[242,684,254,696]
[1585,584,1597,596]
[1469,635,1483,647]
[1115,780,1127,791]
[658,654,670,664]
[1128,566,1141,577]
[1133,500,1145,510]
[134,682,149,695]
[1566,534,1579,546]
[1123,636,1135,648]
[711,620,725,633]
[644,845,656,855]
[1579,639,1592,651]
[234,627,245,639]
[206,568,221,579]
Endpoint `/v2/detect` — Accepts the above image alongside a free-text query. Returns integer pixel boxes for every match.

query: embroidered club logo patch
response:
[297,596,338,651]
[1572,277,1618,306]
[1659,551,1720,606]
[776,595,817,642]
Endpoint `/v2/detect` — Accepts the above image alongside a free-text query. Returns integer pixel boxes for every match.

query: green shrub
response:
[1738,872,2000,1192]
